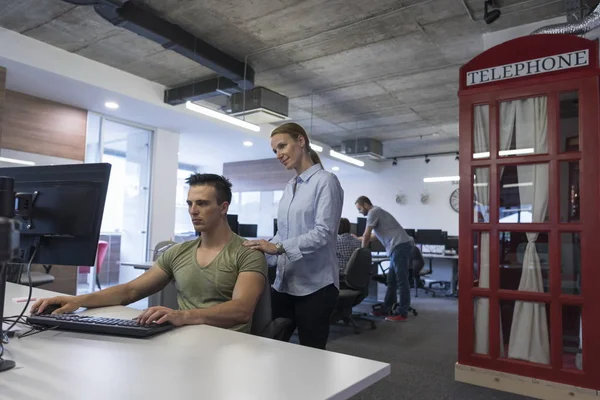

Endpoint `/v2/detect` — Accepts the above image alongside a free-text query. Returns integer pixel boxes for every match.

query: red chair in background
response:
[79,241,109,291]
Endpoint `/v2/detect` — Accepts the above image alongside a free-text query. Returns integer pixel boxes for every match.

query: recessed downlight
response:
[243,141,253,147]
[105,101,119,109]
[332,166,340,171]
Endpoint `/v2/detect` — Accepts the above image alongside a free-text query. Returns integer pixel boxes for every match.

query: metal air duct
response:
[532,2,600,35]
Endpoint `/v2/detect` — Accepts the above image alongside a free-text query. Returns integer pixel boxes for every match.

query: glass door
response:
[459,76,599,389]
[81,114,152,297]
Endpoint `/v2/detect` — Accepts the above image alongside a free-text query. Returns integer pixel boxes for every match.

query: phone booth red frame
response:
[456,34,600,396]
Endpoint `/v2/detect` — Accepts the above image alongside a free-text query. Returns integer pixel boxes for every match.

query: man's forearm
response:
[182,299,252,329]
[74,283,135,309]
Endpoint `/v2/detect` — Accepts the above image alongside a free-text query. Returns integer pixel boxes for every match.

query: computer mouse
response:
[37,304,62,315]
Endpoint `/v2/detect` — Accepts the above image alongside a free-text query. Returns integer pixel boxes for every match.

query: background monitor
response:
[370,238,386,253]
[356,217,367,237]
[238,224,258,238]
[446,236,459,253]
[227,214,239,234]
[273,219,278,236]
[404,228,415,238]
[350,223,357,236]
[415,229,445,245]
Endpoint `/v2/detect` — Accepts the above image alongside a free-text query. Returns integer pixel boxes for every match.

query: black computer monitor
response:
[238,224,258,238]
[369,239,386,253]
[273,219,278,236]
[350,223,357,236]
[404,229,415,239]
[446,236,459,253]
[0,163,111,372]
[356,217,367,237]
[227,214,239,234]
[415,229,445,245]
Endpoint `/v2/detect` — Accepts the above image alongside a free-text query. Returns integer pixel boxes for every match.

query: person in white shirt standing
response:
[356,196,413,321]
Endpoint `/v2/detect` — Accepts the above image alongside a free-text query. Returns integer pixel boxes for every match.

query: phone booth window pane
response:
[473,104,490,159]
[499,231,549,293]
[499,96,548,157]
[499,164,549,224]
[474,168,489,223]
[560,161,580,223]
[559,91,579,153]
[500,300,550,365]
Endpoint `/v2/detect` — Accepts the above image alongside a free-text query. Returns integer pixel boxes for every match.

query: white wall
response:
[337,155,459,235]
[148,128,180,253]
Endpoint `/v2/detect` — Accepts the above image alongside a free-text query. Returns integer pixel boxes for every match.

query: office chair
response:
[153,240,177,261]
[78,241,109,291]
[17,268,55,287]
[251,277,294,341]
[331,248,377,334]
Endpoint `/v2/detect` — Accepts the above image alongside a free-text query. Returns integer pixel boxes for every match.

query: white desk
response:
[1,283,390,400]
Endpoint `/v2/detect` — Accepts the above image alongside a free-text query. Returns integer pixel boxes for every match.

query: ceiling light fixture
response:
[0,157,35,166]
[484,0,501,24]
[392,157,398,166]
[425,155,431,164]
[105,101,119,109]
[186,101,260,132]
[332,166,340,171]
[329,150,365,167]
[311,143,324,153]
[243,141,253,147]
[423,176,460,183]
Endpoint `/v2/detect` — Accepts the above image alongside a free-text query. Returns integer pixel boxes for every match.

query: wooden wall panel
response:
[1,90,87,161]
[223,158,294,192]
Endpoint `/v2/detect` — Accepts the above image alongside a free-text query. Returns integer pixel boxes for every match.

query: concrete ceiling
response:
[0,0,592,158]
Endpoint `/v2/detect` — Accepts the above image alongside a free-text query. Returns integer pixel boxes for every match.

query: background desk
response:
[119,261,178,309]
[2,283,390,400]
[421,254,459,296]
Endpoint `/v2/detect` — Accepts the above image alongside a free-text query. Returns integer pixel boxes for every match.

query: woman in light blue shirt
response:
[243,122,344,349]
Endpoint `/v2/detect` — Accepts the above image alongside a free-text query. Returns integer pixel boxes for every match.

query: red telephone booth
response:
[455,34,600,398]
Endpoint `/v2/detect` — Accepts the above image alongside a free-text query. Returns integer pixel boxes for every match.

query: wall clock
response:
[449,188,459,213]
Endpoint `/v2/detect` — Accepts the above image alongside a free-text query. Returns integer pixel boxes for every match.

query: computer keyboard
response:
[26,313,174,338]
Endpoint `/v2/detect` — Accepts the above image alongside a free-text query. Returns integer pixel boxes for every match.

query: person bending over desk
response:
[356,196,413,322]
[31,174,267,333]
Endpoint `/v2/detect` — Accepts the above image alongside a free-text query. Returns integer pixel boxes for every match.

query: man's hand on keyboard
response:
[30,296,81,315]
[135,306,187,326]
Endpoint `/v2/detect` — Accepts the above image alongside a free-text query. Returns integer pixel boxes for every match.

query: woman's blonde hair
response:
[270,122,322,166]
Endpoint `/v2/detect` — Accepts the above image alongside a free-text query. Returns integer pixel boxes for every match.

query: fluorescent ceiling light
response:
[473,183,488,187]
[332,166,340,171]
[243,141,253,147]
[499,148,534,156]
[473,148,535,158]
[104,101,119,109]
[503,182,533,188]
[186,101,260,132]
[311,143,323,153]
[329,150,365,167]
[0,157,35,166]
[423,176,460,183]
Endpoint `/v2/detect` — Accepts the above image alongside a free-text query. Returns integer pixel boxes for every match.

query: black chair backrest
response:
[412,245,425,274]
[344,248,373,290]
[251,277,272,336]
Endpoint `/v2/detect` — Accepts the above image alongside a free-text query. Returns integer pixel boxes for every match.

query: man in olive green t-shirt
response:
[31,174,267,334]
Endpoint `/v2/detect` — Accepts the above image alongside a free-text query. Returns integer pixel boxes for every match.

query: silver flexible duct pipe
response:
[532,3,600,35]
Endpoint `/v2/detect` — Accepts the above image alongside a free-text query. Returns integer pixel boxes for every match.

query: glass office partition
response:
[82,114,152,298]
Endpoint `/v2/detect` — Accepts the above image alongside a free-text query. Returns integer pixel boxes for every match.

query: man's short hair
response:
[186,173,232,205]
[355,196,372,206]
[338,218,351,234]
